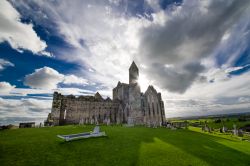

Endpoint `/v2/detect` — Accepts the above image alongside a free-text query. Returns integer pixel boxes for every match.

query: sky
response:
[0,0,250,125]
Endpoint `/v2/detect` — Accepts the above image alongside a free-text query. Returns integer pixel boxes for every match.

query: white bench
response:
[57,126,106,141]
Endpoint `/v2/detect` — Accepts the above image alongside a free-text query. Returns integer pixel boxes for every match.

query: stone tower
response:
[128,61,143,124]
[129,61,139,84]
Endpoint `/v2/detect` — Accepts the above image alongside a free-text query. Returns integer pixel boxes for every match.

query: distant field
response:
[172,117,250,129]
[1,125,250,166]
[199,120,250,129]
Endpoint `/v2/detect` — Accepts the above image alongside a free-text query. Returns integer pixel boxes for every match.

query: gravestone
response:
[233,124,238,135]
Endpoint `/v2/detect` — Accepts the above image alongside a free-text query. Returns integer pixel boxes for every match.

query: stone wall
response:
[50,92,121,125]
[64,100,120,124]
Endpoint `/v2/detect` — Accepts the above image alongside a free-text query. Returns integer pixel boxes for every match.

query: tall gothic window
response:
[157,104,159,115]
[109,111,112,121]
[114,112,117,123]
[64,109,67,120]
[152,103,155,116]
[148,103,151,115]
[142,100,145,115]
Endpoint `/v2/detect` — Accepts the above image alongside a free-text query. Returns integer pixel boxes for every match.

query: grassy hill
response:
[1,125,250,166]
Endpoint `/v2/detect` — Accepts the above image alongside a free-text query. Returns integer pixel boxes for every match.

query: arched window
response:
[123,111,126,123]
[114,112,117,123]
[148,103,151,115]
[64,109,67,120]
[157,104,159,115]
[152,103,155,116]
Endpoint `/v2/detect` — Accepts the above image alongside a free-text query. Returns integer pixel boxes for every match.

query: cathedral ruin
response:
[47,62,165,126]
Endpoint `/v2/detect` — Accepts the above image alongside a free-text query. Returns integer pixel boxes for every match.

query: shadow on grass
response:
[55,126,166,165]
[55,126,250,165]
[151,129,250,166]
[56,127,250,165]
[1,126,250,166]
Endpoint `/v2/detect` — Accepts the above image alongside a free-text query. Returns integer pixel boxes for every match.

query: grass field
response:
[1,125,250,166]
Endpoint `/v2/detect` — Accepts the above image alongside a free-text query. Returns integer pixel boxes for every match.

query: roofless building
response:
[47,62,165,126]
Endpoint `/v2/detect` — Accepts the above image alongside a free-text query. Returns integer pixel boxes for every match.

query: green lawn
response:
[1,125,250,166]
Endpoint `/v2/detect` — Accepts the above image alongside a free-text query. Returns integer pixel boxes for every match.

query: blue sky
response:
[0,0,250,125]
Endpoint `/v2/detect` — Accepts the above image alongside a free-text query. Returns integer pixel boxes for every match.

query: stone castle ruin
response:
[47,62,165,126]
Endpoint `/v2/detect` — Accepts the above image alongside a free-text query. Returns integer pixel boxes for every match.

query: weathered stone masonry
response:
[47,62,166,126]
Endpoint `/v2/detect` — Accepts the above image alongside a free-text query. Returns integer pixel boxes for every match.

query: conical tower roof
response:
[129,61,138,71]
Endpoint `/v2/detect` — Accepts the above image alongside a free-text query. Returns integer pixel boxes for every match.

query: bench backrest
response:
[93,126,100,134]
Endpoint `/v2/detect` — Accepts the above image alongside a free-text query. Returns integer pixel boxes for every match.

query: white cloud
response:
[0,97,52,125]
[24,67,64,89]
[0,87,94,98]
[24,66,91,89]
[54,87,94,96]
[0,82,16,94]
[169,70,250,100]
[63,75,88,85]
[165,98,250,118]
[225,64,250,73]
[7,88,52,97]
[0,86,96,125]
[238,97,250,103]
[162,70,250,118]
[0,0,50,56]
[0,58,14,71]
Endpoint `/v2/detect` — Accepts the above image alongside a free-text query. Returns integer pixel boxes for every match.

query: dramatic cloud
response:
[0,82,16,94]
[13,0,250,94]
[138,0,250,93]
[9,0,149,89]
[0,58,14,71]
[0,0,50,56]
[145,62,205,93]
[24,67,64,89]
[24,66,90,89]
[0,97,51,125]
[5,0,250,118]
[163,70,250,118]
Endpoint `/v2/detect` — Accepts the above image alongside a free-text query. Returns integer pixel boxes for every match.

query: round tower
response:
[129,61,139,84]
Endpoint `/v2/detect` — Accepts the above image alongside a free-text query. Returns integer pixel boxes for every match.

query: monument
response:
[46,61,166,126]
